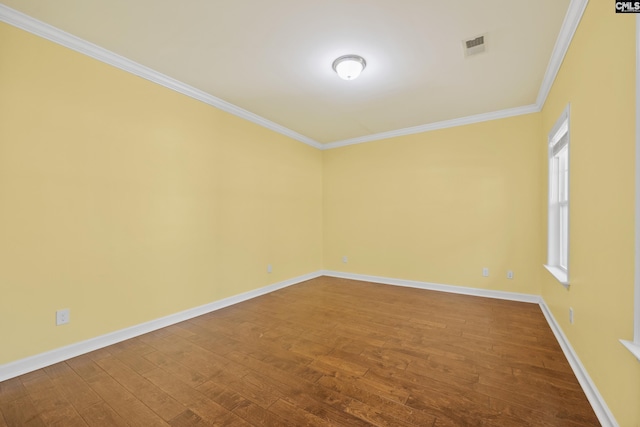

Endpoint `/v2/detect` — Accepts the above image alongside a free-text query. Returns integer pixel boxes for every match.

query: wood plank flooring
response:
[0,276,600,426]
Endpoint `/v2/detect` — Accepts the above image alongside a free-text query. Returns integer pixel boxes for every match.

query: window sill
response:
[544,265,569,288]
[620,340,640,362]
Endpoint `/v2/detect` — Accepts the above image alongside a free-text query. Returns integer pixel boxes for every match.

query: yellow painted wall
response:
[323,4,640,424]
[1,2,638,424]
[540,2,639,426]
[323,113,543,295]
[0,22,323,364]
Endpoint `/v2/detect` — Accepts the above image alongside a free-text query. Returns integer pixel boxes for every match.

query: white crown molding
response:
[322,104,540,150]
[0,270,323,382]
[321,270,541,303]
[535,0,589,109]
[322,0,588,150]
[0,1,588,151]
[539,301,618,427]
[324,269,617,426]
[0,4,323,150]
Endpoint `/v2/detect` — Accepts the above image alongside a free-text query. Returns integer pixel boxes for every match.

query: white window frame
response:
[620,14,640,362]
[544,105,570,287]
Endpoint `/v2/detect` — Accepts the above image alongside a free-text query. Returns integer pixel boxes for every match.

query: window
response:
[544,105,570,287]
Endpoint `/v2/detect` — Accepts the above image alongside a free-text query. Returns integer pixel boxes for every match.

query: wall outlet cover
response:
[56,309,70,326]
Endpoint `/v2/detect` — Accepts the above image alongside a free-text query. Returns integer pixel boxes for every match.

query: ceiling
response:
[0,0,572,145]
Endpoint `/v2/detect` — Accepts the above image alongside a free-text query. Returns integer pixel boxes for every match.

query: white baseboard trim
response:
[321,270,541,303]
[0,271,322,382]
[539,301,618,427]
[0,270,619,427]
[323,269,617,427]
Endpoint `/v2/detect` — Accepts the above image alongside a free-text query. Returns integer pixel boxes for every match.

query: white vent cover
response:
[463,35,486,57]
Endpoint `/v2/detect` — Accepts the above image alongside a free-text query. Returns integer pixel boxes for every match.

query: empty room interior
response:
[1,0,639,426]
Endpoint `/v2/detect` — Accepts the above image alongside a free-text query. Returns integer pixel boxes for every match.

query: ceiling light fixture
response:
[332,55,366,80]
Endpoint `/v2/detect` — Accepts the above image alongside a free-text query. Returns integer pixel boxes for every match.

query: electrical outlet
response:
[569,307,574,324]
[507,270,514,279]
[56,309,70,326]
[267,264,272,273]
[342,256,348,263]
[482,267,489,277]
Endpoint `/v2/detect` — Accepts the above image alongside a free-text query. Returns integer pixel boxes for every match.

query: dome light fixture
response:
[332,55,366,80]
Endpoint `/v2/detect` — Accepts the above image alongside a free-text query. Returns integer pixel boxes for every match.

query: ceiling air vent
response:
[463,35,486,57]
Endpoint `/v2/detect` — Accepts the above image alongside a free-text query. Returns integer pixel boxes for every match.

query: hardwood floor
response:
[0,276,600,426]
